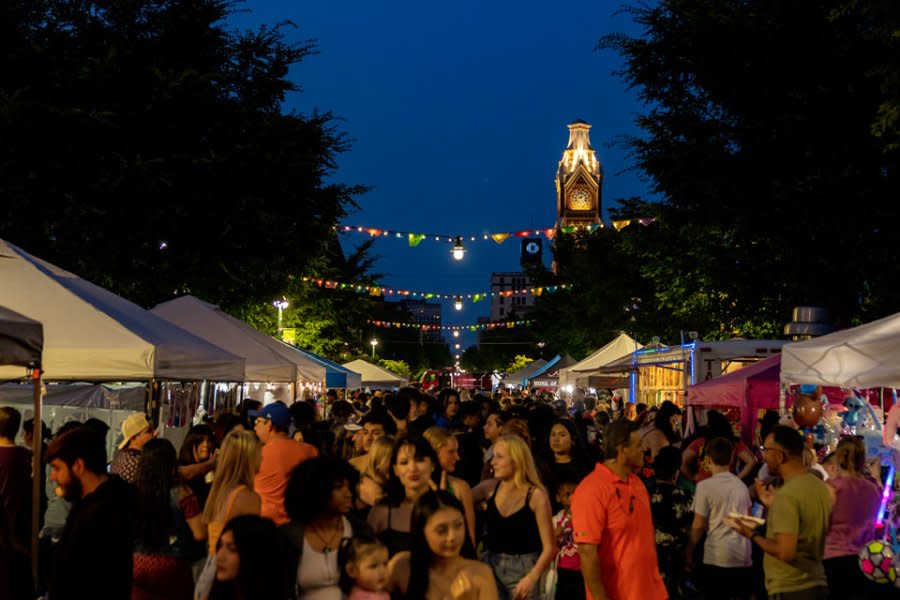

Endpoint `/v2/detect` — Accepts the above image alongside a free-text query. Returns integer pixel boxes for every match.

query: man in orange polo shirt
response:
[250,401,318,525]
[572,418,668,600]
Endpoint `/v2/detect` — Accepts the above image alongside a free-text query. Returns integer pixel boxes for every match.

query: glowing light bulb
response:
[451,236,466,261]
[454,296,463,311]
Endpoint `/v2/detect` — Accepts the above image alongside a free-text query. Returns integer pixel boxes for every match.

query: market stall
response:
[499,358,547,389]
[342,359,407,390]
[527,354,577,391]
[0,239,245,382]
[630,339,785,408]
[0,305,43,579]
[557,332,641,390]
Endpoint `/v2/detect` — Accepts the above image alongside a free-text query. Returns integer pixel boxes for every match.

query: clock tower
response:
[556,120,602,228]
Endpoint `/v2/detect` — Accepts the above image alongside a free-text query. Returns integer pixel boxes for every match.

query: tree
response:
[0,0,364,310]
[590,0,899,335]
[505,355,534,373]
[379,359,411,379]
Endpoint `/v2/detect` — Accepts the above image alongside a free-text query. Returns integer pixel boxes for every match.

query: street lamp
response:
[273,298,289,336]
[451,236,466,261]
[537,340,546,358]
[452,330,459,338]
[370,338,379,359]
[454,296,463,311]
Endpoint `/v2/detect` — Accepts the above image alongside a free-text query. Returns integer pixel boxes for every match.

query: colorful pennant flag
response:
[612,220,631,231]
[408,233,426,247]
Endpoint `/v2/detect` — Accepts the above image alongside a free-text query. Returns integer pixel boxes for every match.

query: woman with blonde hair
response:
[358,435,394,508]
[203,430,262,555]
[423,427,477,545]
[473,435,554,600]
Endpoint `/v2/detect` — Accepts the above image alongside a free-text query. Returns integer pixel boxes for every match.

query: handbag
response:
[194,552,217,600]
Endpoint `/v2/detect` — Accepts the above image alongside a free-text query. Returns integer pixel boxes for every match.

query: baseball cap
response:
[248,402,292,431]
[118,413,152,449]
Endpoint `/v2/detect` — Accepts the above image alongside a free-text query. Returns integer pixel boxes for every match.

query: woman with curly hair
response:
[282,455,367,600]
[132,438,206,600]
[387,490,497,600]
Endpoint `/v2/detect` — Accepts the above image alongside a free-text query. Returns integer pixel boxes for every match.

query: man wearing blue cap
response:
[249,401,318,525]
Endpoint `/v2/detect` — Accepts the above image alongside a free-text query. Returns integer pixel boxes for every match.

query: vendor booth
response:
[342,359,407,390]
[500,359,547,389]
[0,306,43,578]
[557,333,641,391]
[0,239,246,454]
[0,239,245,382]
[630,339,785,408]
[527,354,577,391]
[152,296,331,408]
[780,311,900,535]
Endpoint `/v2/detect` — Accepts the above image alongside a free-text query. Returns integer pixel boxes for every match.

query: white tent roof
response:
[0,240,245,381]
[558,333,642,388]
[342,359,408,389]
[781,311,900,388]
[152,295,326,384]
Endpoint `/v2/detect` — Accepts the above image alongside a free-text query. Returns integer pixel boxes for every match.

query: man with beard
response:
[47,426,135,599]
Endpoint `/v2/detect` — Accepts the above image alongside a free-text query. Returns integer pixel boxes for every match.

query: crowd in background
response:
[0,385,894,599]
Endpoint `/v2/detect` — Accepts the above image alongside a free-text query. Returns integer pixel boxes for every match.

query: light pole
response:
[370,338,378,359]
[273,299,289,337]
[537,340,546,359]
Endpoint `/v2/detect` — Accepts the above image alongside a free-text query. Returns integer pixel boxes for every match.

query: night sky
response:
[231,1,651,353]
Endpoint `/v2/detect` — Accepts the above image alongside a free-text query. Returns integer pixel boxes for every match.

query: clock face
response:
[568,189,592,211]
[525,241,540,254]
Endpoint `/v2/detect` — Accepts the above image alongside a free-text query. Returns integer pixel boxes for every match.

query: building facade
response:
[488,272,535,322]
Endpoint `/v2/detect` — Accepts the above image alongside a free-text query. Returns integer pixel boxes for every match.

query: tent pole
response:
[30,368,42,584]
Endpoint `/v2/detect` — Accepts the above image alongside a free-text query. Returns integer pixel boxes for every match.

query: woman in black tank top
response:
[474,435,555,600]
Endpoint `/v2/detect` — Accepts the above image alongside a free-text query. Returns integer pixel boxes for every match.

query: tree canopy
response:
[0,0,363,312]
[533,0,900,353]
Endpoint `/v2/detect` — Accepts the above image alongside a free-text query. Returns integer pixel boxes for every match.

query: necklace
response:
[309,519,342,554]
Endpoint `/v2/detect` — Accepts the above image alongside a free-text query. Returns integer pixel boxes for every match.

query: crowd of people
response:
[0,386,894,600]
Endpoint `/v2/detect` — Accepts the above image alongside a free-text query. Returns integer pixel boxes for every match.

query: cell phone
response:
[751,502,765,518]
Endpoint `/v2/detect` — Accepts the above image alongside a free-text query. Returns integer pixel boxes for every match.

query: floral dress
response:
[649,481,693,597]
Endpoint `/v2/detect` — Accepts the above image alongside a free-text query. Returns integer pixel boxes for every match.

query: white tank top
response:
[296,517,351,600]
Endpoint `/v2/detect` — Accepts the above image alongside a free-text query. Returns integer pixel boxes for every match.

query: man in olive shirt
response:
[736,425,831,599]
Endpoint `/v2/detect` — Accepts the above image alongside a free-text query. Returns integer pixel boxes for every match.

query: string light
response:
[454,296,463,311]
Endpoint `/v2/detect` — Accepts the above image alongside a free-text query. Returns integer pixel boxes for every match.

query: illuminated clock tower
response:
[556,120,602,228]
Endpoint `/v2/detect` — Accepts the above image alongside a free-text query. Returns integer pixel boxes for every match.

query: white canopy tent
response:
[781,311,900,389]
[0,239,245,381]
[558,332,642,388]
[342,359,407,390]
[500,359,548,388]
[152,295,326,384]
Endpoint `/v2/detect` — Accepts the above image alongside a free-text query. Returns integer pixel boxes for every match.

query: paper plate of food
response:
[724,512,766,531]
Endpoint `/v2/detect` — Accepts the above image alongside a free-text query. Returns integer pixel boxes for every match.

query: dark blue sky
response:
[232,1,651,352]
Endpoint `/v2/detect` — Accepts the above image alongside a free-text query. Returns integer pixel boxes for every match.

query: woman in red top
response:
[680,410,757,483]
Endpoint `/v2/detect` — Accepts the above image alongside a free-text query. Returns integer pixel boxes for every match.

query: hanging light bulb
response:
[452,330,460,338]
[454,296,463,311]
[451,236,466,261]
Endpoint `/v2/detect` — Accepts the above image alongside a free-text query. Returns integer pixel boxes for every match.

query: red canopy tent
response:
[687,354,850,446]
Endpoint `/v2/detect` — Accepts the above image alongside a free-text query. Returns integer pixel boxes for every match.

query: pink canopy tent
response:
[687,354,850,445]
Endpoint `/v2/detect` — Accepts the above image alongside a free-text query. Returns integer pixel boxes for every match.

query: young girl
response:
[339,534,391,600]
[552,476,584,600]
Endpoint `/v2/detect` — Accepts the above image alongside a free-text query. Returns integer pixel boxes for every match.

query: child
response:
[339,534,391,600]
[552,477,585,600]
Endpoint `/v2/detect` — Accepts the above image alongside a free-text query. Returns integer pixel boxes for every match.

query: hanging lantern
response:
[454,296,463,311]
[451,236,466,261]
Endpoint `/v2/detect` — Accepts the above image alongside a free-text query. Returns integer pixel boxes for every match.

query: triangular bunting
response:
[638,217,657,227]
[491,233,510,244]
[408,233,426,247]
[612,220,631,231]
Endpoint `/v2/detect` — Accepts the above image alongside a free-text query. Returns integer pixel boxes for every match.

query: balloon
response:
[794,393,823,428]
